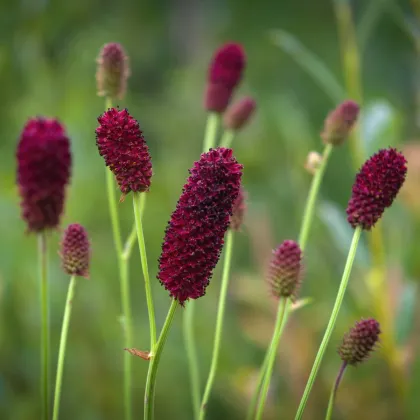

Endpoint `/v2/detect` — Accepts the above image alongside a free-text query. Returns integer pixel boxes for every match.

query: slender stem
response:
[38,232,49,420]
[144,300,178,420]
[199,231,234,419]
[184,301,201,419]
[220,130,235,148]
[122,194,146,260]
[298,143,333,250]
[202,113,220,151]
[255,298,287,419]
[52,276,77,420]
[133,192,157,350]
[325,362,347,420]
[295,226,362,420]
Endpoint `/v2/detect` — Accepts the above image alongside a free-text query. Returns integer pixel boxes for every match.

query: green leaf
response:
[395,282,417,346]
[269,29,345,103]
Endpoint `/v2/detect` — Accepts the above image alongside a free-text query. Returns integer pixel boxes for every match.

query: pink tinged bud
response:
[96,43,130,100]
[60,224,90,278]
[95,108,153,195]
[268,240,303,301]
[338,318,381,366]
[346,148,407,230]
[16,117,72,233]
[204,42,246,113]
[230,186,247,231]
[224,97,256,131]
[157,148,243,305]
[321,100,360,146]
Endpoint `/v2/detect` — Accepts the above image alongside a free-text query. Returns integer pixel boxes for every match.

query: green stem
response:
[52,276,76,420]
[144,300,178,419]
[133,192,157,350]
[38,232,49,420]
[184,301,201,419]
[298,143,333,249]
[255,298,287,419]
[325,362,347,420]
[199,231,234,419]
[220,130,235,148]
[202,113,220,151]
[295,226,362,420]
[122,194,146,260]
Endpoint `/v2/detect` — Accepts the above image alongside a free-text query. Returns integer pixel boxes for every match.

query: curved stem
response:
[255,298,287,419]
[298,143,333,249]
[38,232,49,420]
[52,276,76,420]
[295,226,362,420]
[203,113,220,151]
[325,362,347,420]
[144,300,178,419]
[199,231,234,419]
[133,192,157,350]
[220,130,235,148]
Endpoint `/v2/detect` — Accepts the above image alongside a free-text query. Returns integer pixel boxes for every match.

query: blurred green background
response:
[2,0,420,418]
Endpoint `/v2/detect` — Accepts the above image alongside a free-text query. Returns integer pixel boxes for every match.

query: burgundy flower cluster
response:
[157,148,243,305]
[268,240,303,301]
[346,148,407,230]
[96,107,153,195]
[60,224,91,278]
[338,318,381,366]
[16,117,72,232]
[205,43,246,113]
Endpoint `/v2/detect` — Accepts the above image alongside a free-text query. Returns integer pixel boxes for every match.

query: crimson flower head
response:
[60,224,91,278]
[230,186,247,231]
[96,42,130,100]
[321,100,360,146]
[16,117,72,232]
[96,108,153,195]
[347,148,407,230]
[224,97,256,131]
[157,148,243,305]
[205,42,246,113]
[338,318,381,366]
[268,240,303,301]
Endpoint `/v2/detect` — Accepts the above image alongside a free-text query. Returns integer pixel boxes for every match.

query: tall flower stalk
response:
[185,42,246,418]
[295,148,407,419]
[247,100,359,418]
[53,224,90,420]
[16,117,72,419]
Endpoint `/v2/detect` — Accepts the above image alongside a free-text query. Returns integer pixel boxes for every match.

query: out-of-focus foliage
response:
[1,0,420,419]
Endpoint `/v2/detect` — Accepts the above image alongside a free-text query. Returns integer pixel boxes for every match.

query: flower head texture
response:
[16,117,72,232]
[96,108,153,195]
[157,148,243,305]
[338,318,381,366]
[346,148,407,230]
[224,97,256,131]
[230,186,247,231]
[96,42,130,100]
[204,42,246,113]
[268,240,303,301]
[321,100,360,146]
[60,224,90,278]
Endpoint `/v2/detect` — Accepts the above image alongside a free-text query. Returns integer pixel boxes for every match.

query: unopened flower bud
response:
[304,151,323,175]
[60,224,90,278]
[224,97,256,131]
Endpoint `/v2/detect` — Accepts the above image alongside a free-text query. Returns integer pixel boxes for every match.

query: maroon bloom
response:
[60,224,91,278]
[157,148,243,304]
[16,117,72,232]
[346,148,407,230]
[95,108,153,195]
[230,186,247,231]
[96,42,130,100]
[268,240,303,301]
[338,318,381,366]
[224,97,256,131]
[204,42,246,113]
[321,100,360,146]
